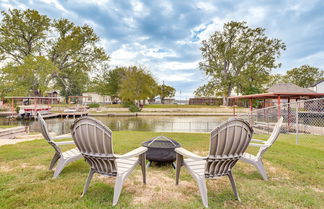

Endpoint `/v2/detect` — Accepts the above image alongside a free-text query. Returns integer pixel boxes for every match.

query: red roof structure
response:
[229,83,324,118]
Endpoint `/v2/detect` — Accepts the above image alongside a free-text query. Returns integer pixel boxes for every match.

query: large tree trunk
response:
[222,86,232,106]
[222,96,228,106]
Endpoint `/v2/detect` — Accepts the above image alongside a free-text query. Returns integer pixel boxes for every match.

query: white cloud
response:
[295,51,324,69]
[158,0,173,15]
[157,61,198,71]
[196,1,217,12]
[130,0,150,17]
[156,72,195,82]
[0,0,27,10]
[39,0,68,13]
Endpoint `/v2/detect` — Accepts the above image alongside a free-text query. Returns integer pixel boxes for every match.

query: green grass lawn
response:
[0,125,18,128]
[0,132,323,209]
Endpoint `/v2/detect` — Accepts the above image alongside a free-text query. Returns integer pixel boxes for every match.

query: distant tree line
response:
[89,66,175,107]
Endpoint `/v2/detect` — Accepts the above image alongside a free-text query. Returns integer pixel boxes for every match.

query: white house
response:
[309,80,324,93]
[82,92,112,104]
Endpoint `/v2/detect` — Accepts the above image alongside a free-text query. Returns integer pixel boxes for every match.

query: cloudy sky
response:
[1,0,324,99]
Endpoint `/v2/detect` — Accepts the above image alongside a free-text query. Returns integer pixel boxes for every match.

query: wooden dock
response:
[41,112,89,119]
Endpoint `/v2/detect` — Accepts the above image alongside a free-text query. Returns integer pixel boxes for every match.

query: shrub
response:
[88,103,100,108]
[128,104,141,112]
[122,100,134,108]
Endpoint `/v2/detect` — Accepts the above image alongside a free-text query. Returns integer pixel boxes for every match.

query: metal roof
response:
[267,83,315,94]
[229,83,324,99]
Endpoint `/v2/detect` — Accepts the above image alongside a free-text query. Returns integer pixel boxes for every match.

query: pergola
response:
[4,96,59,116]
[229,83,324,119]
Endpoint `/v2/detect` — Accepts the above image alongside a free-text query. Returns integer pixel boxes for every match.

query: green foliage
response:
[283,65,324,88]
[266,74,284,89]
[119,66,158,104]
[91,67,126,98]
[0,9,109,98]
[1,56,57,96]
[197,21,286,105]
[158,84,176,103]
[122,100,134,108]
[128,104,141,112]
[87,103,100,108]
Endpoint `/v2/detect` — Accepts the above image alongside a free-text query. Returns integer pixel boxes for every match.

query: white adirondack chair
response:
[37,113,82,178]
[175,118,253,208]
[240,117,283,180]
[71,117,147,206]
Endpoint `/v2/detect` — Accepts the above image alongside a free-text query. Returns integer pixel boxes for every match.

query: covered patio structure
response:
[229,83,324,119]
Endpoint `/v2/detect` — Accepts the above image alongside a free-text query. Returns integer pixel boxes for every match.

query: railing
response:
[237,98,324,143]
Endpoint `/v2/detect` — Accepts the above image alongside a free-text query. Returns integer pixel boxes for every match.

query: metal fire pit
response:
[142,136,181,168]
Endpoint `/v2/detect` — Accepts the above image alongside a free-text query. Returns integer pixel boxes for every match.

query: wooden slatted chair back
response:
[71,117,117,175]
[37,113,62,156]
[205,118,253,178]
[256,117,283,158]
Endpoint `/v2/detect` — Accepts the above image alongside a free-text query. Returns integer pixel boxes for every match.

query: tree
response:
[283,65,324,88]
[92,67,126,101]
[0,9,109,100]
[1,56,57,96]
[158,84,176,104]
[119,66,157,106]
[266,74,284,89]
[197,21,286,105]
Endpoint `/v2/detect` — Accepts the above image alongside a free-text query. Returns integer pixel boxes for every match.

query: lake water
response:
[0,116,230,134]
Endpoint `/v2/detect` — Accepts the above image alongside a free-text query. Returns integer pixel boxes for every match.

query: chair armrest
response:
[251,139,267,143]
[52,133,72,140]
[116,147,148,159]
[249,143,269,147]
[175,147,206,160]
[55,140,75,145]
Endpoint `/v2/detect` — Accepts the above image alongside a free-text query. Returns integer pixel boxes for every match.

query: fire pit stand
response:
[142,136,181,169]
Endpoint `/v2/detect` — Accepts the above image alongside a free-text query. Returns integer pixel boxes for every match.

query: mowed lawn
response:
[0,132,323,209]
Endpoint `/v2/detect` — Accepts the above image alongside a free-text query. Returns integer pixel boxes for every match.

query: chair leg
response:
[49,153,60,170]
[113,174,124,206]
[53,158,67,178]
[227,171,240,201]
[139,153,146,184]
[175,153,183,185]
[196,176,208,208]
[255,160,268,180]
[81,169,95,197]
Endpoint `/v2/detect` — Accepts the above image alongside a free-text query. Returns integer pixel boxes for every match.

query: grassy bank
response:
[0,132,323,208]
[0,125,18,128]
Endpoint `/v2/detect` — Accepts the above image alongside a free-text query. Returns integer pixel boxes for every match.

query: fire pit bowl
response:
[142,136,181,168]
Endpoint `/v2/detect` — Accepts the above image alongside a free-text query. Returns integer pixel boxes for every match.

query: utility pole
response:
[179,90,181,104]
[161,80,164,104]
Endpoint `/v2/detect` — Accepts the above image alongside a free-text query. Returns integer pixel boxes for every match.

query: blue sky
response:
[1,0,324,99]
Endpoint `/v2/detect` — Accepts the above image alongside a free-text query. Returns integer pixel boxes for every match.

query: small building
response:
[45,90,64,103]
[309,80,324,93]
[189,97,222,105]
[150,96,175,104]
[82,92,112,104]
[163,98,175,104]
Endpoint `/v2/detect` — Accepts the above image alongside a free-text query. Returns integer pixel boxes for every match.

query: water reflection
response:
[0,116,229,134]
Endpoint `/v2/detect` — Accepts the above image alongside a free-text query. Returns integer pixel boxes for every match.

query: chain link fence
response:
[237,98,324,143]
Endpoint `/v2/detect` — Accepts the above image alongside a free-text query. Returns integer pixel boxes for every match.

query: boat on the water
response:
[18,105,51,118]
